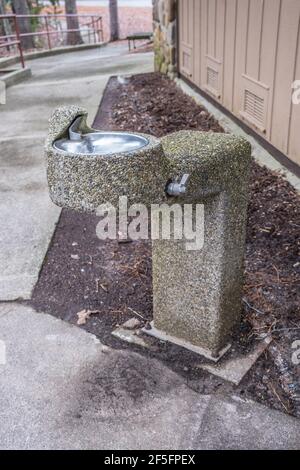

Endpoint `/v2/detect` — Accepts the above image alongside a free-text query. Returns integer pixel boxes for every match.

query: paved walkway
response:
[0,44,299,450]
[0,302,299,450]
[0,43,153,300]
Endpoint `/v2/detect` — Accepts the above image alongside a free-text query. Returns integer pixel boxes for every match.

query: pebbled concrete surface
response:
[0,303,299,450]
[0,43,153,300]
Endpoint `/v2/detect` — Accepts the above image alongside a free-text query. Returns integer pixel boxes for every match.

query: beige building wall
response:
[178,0,300,166]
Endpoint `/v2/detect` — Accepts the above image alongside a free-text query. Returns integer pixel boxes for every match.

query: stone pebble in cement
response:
[151,130,251,357]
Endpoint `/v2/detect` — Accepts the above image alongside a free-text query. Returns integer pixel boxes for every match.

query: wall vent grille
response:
[181,44,193,78]
[243,89,264,126]
[207,66,218,91]
[183,52,191,71]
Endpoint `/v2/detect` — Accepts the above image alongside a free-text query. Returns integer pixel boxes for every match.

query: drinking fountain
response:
[45,105,251,361]
[46,106,170,211]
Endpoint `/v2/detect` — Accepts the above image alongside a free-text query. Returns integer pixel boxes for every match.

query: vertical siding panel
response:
[184,0,188,45]
[188,0,194,48]
[221,0,226,103]
[182,0,186,44]
[233,0,249,115]
[207,0,216,58]
[216,0,225,61]
[259,0,281,85]
[179,0,183,45]
[177,0,182,72]
[216,0,226,103]
[178,0,182,73]
[246,0,264,80]
[200,0,208,87]
[259,0,281,139]
[287,17,300,165]
[180,0,183,44]
[193,0,201,87]
[178,0,194,79]
[189,0,194,79]
[270,0,300,154]
[223,0,238,111]
[185,0,189,45]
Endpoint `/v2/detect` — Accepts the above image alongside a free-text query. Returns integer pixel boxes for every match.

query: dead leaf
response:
[76,309,101,325]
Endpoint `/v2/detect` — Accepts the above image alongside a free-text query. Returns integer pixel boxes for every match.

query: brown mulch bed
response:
[29,73,300,417]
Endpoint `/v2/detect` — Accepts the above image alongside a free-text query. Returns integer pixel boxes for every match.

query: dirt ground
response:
[29,73,300,418]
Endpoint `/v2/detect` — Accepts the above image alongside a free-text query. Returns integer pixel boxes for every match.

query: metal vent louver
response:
[182,50,192,76]
[207,66,218,91]
[243,89,264,126]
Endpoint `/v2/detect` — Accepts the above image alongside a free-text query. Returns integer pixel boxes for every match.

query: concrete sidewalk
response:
[0,303,299,450]
[0,43,153,300]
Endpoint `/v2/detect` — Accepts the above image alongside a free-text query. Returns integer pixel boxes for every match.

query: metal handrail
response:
[0,13,104,68]
[0,14,25,67]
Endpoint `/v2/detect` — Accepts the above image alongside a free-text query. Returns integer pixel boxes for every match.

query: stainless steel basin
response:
[54,131,149,156]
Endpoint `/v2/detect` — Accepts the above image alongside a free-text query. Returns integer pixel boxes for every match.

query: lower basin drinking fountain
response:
[45,105,252,361]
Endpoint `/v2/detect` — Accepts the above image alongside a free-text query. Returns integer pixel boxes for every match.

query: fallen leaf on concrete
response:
[76,309,101,325]
[122,317,141,329]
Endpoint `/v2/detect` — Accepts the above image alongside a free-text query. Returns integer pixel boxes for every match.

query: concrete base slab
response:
[114,321,272,384]
[112,326,150,348]
[199,337,272,385]
[143,321,231,362]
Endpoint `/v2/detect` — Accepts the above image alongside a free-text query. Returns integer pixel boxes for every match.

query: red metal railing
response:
[0,14,104,68]
[0,14,25,67]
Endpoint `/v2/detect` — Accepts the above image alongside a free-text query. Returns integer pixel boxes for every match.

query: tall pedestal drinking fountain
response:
[45,106,251,361]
